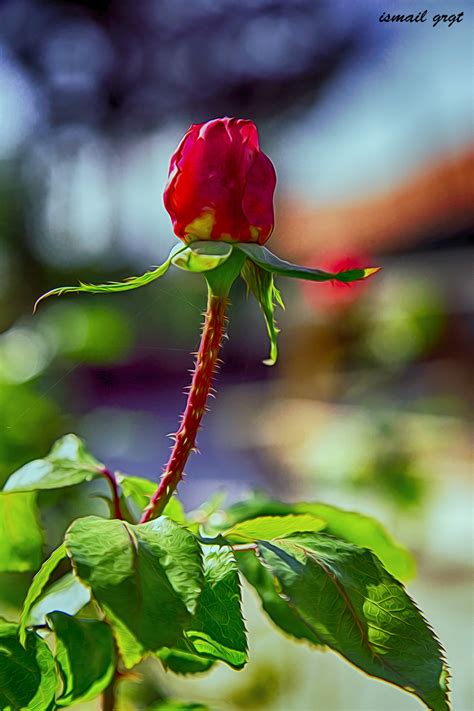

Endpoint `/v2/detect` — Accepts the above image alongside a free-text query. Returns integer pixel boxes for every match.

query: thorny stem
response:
[140,289,228,523]
[99,467,123,520]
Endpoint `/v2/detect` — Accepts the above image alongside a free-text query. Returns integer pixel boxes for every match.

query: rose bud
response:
[164,117,276,245]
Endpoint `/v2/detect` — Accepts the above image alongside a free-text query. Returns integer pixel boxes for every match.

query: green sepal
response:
[172,241,233,273]
[224,493,415,583]
[204,248,246,297]
[34,243,187,311]
[236,243,380,283]
[241,259,284,365]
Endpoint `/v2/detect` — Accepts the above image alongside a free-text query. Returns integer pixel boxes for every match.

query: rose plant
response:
[0,118,449,711]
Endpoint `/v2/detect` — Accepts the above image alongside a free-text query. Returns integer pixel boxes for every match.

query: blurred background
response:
[0,0,472,709]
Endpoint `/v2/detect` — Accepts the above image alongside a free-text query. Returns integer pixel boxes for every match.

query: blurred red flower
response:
[302,253,378,311]
[164,117,276,244]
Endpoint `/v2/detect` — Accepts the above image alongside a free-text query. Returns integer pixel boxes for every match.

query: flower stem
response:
[99,467,123,520]
[140,288,228,523]
[101,673,116,711]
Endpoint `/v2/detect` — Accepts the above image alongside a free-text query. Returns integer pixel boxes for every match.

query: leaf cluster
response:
[0,435,449,710]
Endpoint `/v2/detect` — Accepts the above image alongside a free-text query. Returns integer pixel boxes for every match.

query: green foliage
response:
[118,474,185,523]
[20,543,67,645]
[224,513,325,543]
[117,473,157,512]
[185,546,247,669]
[28,573,91,627]
[64,516,203,668]
[0,619,56,710]
[236,243,380,283]
[1,436,449,710]
[299,502,416,581]
[158,645,215,675]
[225,494,415,582]
[0,492,43,572]
[237,549,325,647]
[156,546,247,674]
[47,611,116,706]
[149,701,210,711]
[3,434,102,493]
[255,533,449,711]
[241,259,284,365]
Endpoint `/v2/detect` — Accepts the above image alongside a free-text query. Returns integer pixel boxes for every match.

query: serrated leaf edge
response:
[33,243,187,311]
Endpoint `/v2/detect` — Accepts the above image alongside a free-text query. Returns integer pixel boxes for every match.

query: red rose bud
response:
[164,117,276,245]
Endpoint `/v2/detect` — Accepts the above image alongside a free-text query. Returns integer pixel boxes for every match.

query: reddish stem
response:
[140,291,228,523]
[99,467,123,520]
[101,672,116,711]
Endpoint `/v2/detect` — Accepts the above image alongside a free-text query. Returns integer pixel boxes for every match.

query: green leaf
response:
[3,434,103,493]
[0,619,56,711]
[47,611,115,706]
[257,533,450,711]
[28,573,91,627]
[149,701,210,711]
[236,243,380,283]
[172,241,233,272]
[241,259,284,366]
[117,474,155,511]
[118,474,185,523]
[158,645,215,675]
[300,502,416,582]
[236,550,324,647]
[137,518,203,616]
[33,243,186,311]
[20,543,67,645]
[224,514,325,543]
[225,495,415,582]
[185,546,247,669]
[65,516,204,668]
[162,497,187,524]
[0,492,43,572]
[223,494,292,524]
